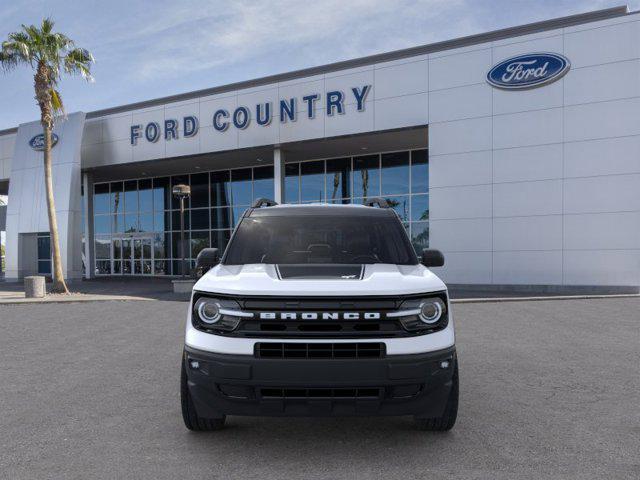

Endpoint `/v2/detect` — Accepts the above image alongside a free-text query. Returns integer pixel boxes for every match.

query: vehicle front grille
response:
[255,342,385,359]
[259,387,383,399]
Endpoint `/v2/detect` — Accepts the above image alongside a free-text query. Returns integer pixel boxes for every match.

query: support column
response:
[83,172,94,279]
[273,147,286,204]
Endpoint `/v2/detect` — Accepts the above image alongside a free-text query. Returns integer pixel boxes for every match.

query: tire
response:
[414,362,458,432]
[181,362,226,431]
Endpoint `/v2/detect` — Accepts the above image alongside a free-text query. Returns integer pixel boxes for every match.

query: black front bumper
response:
[184,345,456,418]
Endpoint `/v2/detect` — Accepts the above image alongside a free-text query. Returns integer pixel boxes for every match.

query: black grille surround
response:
[256,342,385,359]
[192,292,449,338]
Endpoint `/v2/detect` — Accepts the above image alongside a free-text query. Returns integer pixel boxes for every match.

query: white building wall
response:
[428,13,640,287]
[1,8,638,288]
[0,132,16,180]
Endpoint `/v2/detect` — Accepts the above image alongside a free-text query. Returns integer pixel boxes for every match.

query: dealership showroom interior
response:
[0,5,639,294]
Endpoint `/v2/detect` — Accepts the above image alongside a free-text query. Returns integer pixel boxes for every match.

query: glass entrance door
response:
[112,235,153,275]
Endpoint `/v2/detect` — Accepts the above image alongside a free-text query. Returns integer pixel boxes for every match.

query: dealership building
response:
[0,6,639,292]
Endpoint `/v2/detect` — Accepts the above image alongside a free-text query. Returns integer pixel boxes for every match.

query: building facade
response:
[0,6,639,291]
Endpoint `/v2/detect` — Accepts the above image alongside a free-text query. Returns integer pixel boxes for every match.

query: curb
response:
[450,293,640,304]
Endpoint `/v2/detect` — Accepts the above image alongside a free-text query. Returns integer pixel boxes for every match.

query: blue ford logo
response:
[487,53,570,90]
[29,133,59,151]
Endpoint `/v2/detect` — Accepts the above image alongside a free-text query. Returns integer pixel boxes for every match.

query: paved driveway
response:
[1,298,638,479]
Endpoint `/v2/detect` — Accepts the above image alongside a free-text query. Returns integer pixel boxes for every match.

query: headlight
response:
[419,298,445,324]
[192,294,244,332]
[195,298,221,324]
[390,294,448,332]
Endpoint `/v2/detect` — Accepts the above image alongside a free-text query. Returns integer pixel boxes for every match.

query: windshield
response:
[223,215,418,265]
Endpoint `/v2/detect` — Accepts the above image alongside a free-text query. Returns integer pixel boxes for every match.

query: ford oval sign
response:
[29,133,59,151]
[487,53,570,90]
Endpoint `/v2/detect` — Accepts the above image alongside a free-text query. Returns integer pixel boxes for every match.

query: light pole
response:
[172,184,191,278]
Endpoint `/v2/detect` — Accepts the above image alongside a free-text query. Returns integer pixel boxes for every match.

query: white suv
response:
[181,199,457,431]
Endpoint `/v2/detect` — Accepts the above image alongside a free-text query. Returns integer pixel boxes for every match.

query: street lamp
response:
[172,184,191,278]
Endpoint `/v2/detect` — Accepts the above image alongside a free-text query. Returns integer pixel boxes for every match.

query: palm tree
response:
[0,18,93,293]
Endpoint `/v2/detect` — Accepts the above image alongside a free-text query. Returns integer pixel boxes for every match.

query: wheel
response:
[181,362,226,431]
[414,362,458,431]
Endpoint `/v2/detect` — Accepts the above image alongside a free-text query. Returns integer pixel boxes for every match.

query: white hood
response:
[193,263,446,296]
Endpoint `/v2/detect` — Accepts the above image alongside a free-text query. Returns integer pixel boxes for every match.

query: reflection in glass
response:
[411,150,429,193]
[139,214,154,232]
[284,163,299,203]
[154,233,167,259]
[326,158,351,202]
[411,222,429,254]
[190,231,209,257]
[231,168,252,206]
[211,171,230,208]
[95,237,110,259]
[190,173,209,208]
[124,180,138,213]
[138,179,153,212]
[231,205,248,227]
[211,207,231,230]
[95,260,110,275]
[124,213,138,233]
[353,155,380,199]
[153,177,170,211]
[94,184,110,214]
[212,230,231,251]
[123,260,132,274]
[113,238,122,259]
[110,182,123,215]
[154,260,168,275]
[384,196,409,222]
[94,215,111,235]
[300,161,324,202]
[113,261,122,274]
[190,209,209,230]
[253,166,274,200]
[381,152,409,195]
[153,212,165,232]
[411,194,429,221]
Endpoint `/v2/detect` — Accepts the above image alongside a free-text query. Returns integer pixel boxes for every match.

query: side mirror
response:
[196,248,220,276]
[421,248,445,267]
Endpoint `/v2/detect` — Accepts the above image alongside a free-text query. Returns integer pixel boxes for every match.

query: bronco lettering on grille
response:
[258,312,381,320]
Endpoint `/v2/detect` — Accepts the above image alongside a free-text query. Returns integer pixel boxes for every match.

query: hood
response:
[193,263,446,296]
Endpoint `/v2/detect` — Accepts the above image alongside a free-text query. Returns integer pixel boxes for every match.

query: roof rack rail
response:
[252,198,278,208]
[363,197,389,208]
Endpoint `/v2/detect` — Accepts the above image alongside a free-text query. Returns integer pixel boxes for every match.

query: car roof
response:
[248,203,396,217]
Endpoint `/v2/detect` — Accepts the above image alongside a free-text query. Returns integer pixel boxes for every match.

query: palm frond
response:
[64,47,94,81]
[50,87,64,114]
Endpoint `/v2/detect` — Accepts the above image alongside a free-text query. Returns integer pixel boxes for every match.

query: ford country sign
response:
[487,53,570,90]
[29,133,59,151]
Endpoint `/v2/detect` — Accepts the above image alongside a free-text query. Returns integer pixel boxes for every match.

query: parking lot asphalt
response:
[1,297,638,480]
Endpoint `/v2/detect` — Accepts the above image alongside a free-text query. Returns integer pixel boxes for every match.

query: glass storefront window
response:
[231,168,252,206]
[411,222,429,252]
[110,182,123,215]
[326,158,351,202]
[190,209,209,230]
[138,179,153,212]
[411,194,429,221]
[190,173,209,208]
[94,184,110,214]
[284,163,299,203]
[300,160,324,202]
[211,171,230,208]
[353,155,380,199]
[411,149,429,194]
[92,149,428,275]
[153,177,170,212]
[381,152,409,196]
[385,196,410,222]
[253,166,274,200]
[124,180,138,213]
[211,207,231,230]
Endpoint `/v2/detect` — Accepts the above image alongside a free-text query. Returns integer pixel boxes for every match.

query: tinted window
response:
[224,215,417,265]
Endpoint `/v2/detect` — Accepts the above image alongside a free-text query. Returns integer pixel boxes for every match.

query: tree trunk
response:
[35,64,68,294]
[43,124,68,293]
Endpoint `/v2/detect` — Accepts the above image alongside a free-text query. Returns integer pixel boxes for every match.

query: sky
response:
[0,0,638,130]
